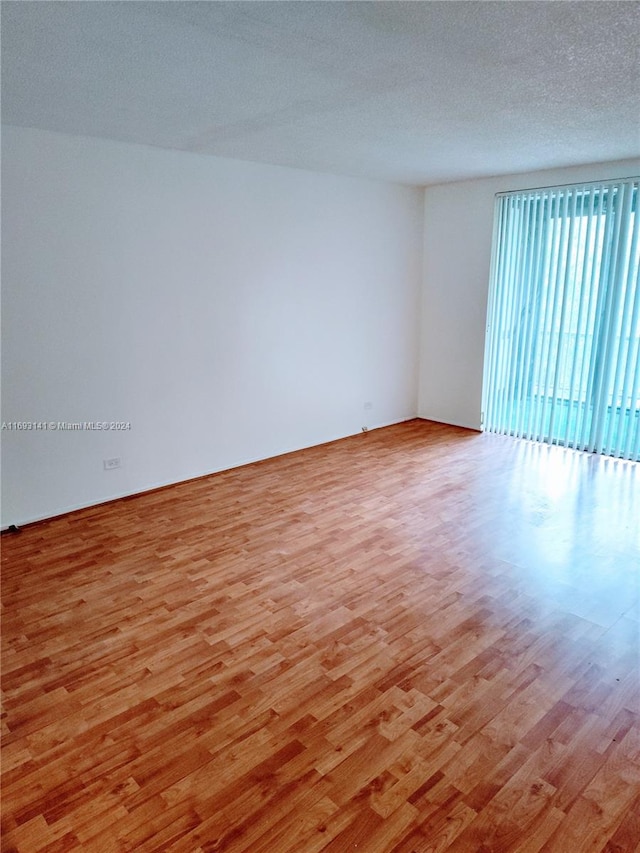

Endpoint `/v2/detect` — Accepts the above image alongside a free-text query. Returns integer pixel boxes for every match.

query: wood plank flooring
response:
[2,419,639,852]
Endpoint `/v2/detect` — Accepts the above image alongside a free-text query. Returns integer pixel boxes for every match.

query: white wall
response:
[1,126,423,526]
[419,158,640,430]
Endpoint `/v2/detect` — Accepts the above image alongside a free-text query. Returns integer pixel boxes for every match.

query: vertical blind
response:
[482,178,640,461]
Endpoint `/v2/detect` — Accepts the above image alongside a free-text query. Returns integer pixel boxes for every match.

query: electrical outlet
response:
[104,457,121,470]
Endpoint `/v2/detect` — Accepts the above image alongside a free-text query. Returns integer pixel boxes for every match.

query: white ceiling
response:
[2,1,639,186]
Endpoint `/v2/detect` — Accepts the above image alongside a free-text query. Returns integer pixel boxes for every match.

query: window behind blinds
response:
[482,178,640,461]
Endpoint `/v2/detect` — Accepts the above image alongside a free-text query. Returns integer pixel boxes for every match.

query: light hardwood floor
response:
[2,420,639,852]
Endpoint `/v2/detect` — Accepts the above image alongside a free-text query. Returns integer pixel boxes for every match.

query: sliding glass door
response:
[482,178,639,461]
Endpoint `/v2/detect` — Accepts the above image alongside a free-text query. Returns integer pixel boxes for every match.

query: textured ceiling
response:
[2,1,639,186]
